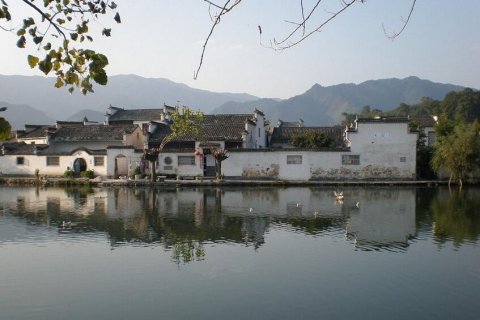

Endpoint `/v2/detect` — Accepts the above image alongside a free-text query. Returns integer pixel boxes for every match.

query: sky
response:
[0,0,479,99]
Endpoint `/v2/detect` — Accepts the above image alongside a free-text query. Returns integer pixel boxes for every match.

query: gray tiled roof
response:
[50,125,137,142]
[1,142,107,155]
[356,116,409,123]
[270,126,344,146]
[411,116,436,128]
[149,123,246,144]
[108,109,165,122]
[0,142,47,155]
[17,125,53,139]
[203,114,255,125]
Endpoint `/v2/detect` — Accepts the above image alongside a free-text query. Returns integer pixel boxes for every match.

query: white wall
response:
[0,150,108,176]
[157,152,204,176]
[346,122,417,179]
[222,148,416,180]
[106,148,143,177]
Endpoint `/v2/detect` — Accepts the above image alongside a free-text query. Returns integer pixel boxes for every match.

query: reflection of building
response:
[345,189,416,247]
[0,186,420,252]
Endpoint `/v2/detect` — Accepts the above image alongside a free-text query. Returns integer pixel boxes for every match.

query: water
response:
[0,186,479,320]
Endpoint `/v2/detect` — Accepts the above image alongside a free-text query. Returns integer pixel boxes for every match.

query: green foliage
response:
[165,107,205,147]
[0,116,11,140]
[416,131,436,179]
[80,169,94,179]
[440,88,480,124]
[431,121,480,186]
[64,168,74,178]
[145,106,204,182]
[0,0,120,94]
[430,191,480,246]
[290,131,334,149]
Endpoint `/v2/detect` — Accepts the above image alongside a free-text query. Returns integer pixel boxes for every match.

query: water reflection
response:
[430,188,480,246]
[1,185,479,262]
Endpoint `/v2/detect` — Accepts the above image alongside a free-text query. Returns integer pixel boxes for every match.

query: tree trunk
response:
[215,159,220,180]
[150,160,157,182]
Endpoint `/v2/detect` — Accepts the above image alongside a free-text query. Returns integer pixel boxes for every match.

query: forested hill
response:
[211,76,465,126]
[354,88,480,124]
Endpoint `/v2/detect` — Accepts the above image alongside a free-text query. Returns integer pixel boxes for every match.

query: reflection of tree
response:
[430,190,480,246]
[276,217,345,236]
[169,236,205,265]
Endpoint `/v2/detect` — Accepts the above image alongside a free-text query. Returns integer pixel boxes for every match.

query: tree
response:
[212,148,229,180]
[144,107,204,182]
[290,130,334,149]
[431,121,480,189]
[196,0,417,78]
[0,0,120,94]
[0,106,11,140]
[3,1,418,88]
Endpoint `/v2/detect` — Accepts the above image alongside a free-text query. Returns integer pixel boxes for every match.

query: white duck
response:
[334,191,344,201]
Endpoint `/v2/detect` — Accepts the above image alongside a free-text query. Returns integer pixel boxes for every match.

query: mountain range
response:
[0,74,469,129]
[211,76,466,125]
[0,74,257,128]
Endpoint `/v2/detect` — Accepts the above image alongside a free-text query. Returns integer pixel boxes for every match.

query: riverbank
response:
[0,176,447,187]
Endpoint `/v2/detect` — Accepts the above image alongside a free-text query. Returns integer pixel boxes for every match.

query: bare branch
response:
[273,0,357,50]
[273,0,325,47]
[382,0,417,40]
[194,0,243,80]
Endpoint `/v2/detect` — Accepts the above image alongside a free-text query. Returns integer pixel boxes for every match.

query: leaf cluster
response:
[1,0,120,94]
[431,121,480,184]
[290,131,334,149]
[0,116,11,140]
[158,107,205,151]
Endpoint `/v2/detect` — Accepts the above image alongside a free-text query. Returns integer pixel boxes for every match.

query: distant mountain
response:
[0,74,258,120]
[0,101,54,129]
[212,76,467,125]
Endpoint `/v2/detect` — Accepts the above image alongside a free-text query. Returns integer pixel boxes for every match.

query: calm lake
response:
[0,185,479,320]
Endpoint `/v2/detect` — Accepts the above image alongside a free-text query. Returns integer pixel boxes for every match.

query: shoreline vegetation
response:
[0,175,448,187]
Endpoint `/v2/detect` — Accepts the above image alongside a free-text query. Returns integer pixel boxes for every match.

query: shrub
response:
[80,170,94,179]
[64,168,74,178]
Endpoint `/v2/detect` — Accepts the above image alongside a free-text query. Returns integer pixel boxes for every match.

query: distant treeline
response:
[342,88,480,124]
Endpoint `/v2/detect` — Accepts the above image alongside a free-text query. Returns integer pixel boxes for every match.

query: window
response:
[287,155,302,164]
[342,154,360,165]
[178,156,195,166]
[16,157,25,165]
[46,156,60,166]
[400,157,406,163]
[94,156,105,166]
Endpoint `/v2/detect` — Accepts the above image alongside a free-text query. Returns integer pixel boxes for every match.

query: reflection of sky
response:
[346,189,416,245]
[1,186,479,251]
[1,187,479,320]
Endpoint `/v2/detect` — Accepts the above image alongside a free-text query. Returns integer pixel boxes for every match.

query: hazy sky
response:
[1,0,479,98]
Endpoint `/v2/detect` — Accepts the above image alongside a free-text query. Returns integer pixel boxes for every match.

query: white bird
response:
[334,191,344,201]
[296,202,302,208]
[249,208,253,213]
[355,202,360,208]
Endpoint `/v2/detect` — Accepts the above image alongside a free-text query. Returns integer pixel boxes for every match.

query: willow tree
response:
[144,107,204,182]
[431,121,480,189]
